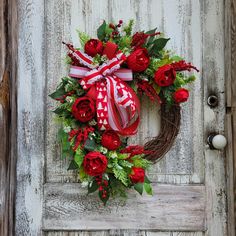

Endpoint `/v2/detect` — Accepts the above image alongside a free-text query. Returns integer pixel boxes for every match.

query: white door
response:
[16,0,227,235]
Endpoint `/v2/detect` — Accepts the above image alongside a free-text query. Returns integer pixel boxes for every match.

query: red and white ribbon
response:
[65,43,140,135]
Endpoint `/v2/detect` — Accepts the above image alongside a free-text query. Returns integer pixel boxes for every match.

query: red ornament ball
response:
[101,130,121,150]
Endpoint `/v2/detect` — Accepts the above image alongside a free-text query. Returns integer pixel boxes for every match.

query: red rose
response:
[83,151,108,176]
[127,48,150,72]
[84,39,103,57]
[173,88,189,103]
[129,167,145,183]
[101,130,121,150]
[154,64,176,87]
[72,96,96,122]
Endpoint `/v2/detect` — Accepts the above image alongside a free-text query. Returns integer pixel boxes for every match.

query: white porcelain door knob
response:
[207,134,227,150]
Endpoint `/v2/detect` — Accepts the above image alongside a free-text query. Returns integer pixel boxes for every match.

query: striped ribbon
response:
[65,43,140,135]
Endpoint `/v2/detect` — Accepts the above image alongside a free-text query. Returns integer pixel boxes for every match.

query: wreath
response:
[50,20,198,204]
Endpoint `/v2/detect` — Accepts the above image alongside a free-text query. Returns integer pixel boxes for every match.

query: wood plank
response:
[44,231,204,236]
[43,183,205,231]
[0,0,17,235]
[15,0,45,235]
[202,0,227,235]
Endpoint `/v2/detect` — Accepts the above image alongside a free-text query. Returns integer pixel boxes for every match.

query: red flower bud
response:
[84,39,104,57]
[173,88,189,103]
[127,48,150,72]
[129,167,145,183]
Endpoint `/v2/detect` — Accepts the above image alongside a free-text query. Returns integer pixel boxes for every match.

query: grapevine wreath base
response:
[50,20,198,204]
[144,104,180,162]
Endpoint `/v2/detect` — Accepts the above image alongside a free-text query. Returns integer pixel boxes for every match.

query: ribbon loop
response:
[65,43,139,135]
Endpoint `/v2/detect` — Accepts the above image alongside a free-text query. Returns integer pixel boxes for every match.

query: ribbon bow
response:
[64,43,140,136]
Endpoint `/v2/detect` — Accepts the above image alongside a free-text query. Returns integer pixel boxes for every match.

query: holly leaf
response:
[49,83,65,99]
[88,180,99,194]
[145,27,157,46]
[84,139,96,151]
[144,183,153,195]
[134,183,143,195]
[67,160,79,170]
[149,38,170,56]
[74,149,84,167]
[97,20,107,41]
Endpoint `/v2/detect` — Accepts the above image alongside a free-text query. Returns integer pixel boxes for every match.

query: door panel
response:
[16,0,227,235]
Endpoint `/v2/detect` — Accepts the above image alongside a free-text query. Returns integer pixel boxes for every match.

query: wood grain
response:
[0,0,17,235]
[15,0,45,235]
[44,231,204,236]
[201,0,227,235]
[43,183,205,231]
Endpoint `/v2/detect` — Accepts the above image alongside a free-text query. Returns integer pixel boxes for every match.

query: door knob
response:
[207,134,227,150]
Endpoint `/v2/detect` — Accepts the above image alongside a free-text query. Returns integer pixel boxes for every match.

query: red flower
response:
[173,88,189,103]
[120,145,153,158]
[101,130,121,150]
[129,167,145,183]
[131,31,161,49]
[127,48,150,72]
[154,64,176,87]
[131,32,148,48]
[83,151,108,176]
[84,39,103,57]
[72,96,96,122]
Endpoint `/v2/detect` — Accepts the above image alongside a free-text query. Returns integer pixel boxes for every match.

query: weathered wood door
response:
[15,0,228,235]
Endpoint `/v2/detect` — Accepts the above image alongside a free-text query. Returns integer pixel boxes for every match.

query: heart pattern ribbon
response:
[64,43,140,136]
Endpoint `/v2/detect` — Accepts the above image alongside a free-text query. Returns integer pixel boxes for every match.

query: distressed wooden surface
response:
[46,0,203,185]
[43,183,205,231]
[0,0,17,235]
[15,0,45,235]
[44,231,204,236]
[201,0,227,235]
[15,0,229,235]
[225,0,236,235]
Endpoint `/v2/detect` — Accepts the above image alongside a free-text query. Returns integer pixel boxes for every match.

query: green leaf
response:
[67,160,79,170]
[84,139,96,151]
[49,83,65,99]
[76,30,90,47]
[134,183,143,195]
[149,38,170,55]
[144,176,151,184]
[119,160,133,168]
[144,183,153,195]
[145,28,157,35]
[88,180,99,194]
[113,166,129,186]
[74,149,84,167]
[97,20,107,41]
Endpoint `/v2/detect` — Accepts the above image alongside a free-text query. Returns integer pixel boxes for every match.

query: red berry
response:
[119,20,123,24]
[117,24,121,27]
[99,186,103,191]
[109,23,115,29]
